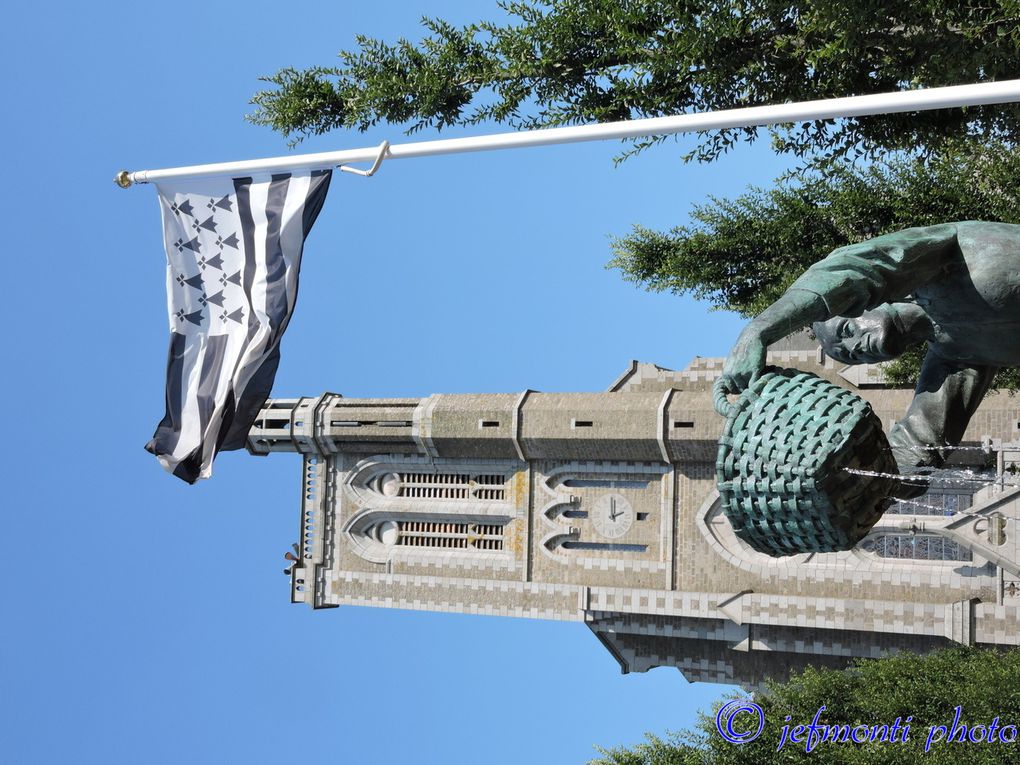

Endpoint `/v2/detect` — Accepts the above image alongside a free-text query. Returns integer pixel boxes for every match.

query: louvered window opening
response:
[397,521,504,551]
[859,533,972,562]
[397,473,506,501]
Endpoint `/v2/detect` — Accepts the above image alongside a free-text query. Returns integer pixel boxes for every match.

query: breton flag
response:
[146,169,332,483]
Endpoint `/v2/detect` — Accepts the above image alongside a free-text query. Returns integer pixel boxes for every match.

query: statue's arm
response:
[889,353,998,472]
[719,224,960,392]
[783,223,958,318]
[719,289,831,392]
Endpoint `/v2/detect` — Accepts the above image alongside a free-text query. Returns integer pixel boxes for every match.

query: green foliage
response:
[590,647,1020,765]
[249,0,1020,163]
[610,139,1020,316]
[881,344,928,388]
[591,730,709,765]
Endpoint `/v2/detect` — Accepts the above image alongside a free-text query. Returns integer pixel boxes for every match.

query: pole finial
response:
[114,170,133,189]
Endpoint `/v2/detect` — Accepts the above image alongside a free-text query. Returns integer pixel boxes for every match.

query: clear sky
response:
[3,2,795,762]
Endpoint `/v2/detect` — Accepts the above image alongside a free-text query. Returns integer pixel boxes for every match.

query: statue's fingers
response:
[712,376,734,416]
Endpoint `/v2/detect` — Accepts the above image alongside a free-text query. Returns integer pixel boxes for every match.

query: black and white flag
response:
[146,170,331,483]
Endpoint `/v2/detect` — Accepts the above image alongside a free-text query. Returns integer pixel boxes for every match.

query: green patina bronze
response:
[714,221,1020,555]
[715,368,899,556]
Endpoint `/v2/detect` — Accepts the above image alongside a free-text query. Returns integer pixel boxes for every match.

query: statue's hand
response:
[714,329,766,416]
[719,326,767,396]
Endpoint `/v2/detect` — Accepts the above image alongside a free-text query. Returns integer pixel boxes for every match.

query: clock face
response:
[592,493,634,539]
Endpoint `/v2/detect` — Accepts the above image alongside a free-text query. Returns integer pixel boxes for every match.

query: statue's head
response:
[812,304,913,364]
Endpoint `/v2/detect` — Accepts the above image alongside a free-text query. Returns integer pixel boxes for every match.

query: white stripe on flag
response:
[279,172,311,313]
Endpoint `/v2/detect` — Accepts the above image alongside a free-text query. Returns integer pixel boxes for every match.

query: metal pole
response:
[117,79,1020,187]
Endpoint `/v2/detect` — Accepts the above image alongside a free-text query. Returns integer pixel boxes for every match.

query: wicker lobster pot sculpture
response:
[714,368,900,557]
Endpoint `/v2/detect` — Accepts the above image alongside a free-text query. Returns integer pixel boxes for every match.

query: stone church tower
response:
[249,339,1020,688]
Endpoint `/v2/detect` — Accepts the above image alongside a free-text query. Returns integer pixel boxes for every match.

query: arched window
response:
[858,533,972,562]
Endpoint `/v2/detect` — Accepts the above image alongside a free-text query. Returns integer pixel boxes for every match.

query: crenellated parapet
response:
[248,389,720,463]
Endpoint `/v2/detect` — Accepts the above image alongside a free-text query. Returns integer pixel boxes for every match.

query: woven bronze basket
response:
[714,368,898,556]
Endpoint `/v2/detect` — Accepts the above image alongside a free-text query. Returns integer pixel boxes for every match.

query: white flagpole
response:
[117,79,1020,187]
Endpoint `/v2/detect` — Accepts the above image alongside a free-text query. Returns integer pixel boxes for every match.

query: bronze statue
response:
[719,221,1020,473]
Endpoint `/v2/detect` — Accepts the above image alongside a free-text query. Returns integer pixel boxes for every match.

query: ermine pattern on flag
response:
[146,169,331,483]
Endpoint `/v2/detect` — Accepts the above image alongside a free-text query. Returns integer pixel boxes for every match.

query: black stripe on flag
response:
[144,331,188,460]
[263,173,291,344]
[169,333,232,483]
[302,170,332,237]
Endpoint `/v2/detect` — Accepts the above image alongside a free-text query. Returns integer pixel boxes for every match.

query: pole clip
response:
[339,140,390,177]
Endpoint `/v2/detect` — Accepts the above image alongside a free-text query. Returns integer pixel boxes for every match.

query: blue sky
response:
[3,2,795,762]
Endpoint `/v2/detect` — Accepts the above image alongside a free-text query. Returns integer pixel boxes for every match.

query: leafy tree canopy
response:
[591,647,1020,765]
[250,0,1020,165]
[610,139,1020,318]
